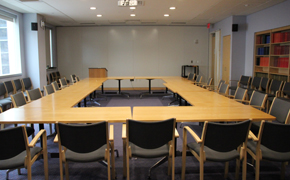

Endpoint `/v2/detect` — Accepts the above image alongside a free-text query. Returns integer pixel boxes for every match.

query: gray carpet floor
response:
[1,90,289,180]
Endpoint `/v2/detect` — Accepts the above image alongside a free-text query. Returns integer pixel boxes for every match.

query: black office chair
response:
[218,83,229,96]
[0,126,49,180]
[228,87,248,101]
[0,82,12,111]
[44,84,55,95]
[21,77,33,91]
[56,122,115,180]
[237,90,268,111]
[4,81,14,100]
[209,79,225,92]
[10,92,35,137]
[257,77,271,94]
[182,120,251,180]
[250,97,290,135]
[200,77,213,89]
[277,81,290,100]
[123,118,176,180]
[246,76,262,99]
[59,77,69,89]
[229,75,251,93]
[52,81,60,91]
[265,79,284,111]
[193,75,203,85]
[71,74,77,84]
[247,121,290,180]
[26,88,42,102]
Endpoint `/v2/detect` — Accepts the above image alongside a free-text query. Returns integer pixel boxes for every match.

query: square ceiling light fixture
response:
[118,0,144,7]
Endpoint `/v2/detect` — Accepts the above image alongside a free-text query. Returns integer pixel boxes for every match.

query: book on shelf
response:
[273,45,290,55]
[271,74,288,81]
[273,32,290,43]
[259,57,269,66]
[256,34,270,44]
[273,57,289,68]
[257,47,270,55]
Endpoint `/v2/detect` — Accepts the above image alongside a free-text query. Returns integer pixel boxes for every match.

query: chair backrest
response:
[49,73,56,82]
[218,83,229,94]
[234,87,247,101]
[260,78,270,93]
[75,76,80,82]
[0,82,7,97]
[202,120,251,152]
[71,74,76,84]
[239,75,251,88]
[206,77,213,86]
[259,121,290,153]
[249,91,267,108]
[55,71,61,79]
[59,78,68,88]
[268,79,283,95]
[11,92,27,107]
[44,84,55,95]
[12,79,23,94]
[57,122,108,154]
[251,76,262,90]
[269,97,290,124]
[4,81,14,96]
[187,73,194,81]
[217,79,225,90]
[195,75,202,83]
[0,126,27,161]
[281,82,290,97]
[127,118,176,150]
[52,81,60,91]
[21,77,33,91]
[26,88,42,101]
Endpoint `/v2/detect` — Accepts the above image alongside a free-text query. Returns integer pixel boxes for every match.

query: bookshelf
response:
[254,25,290,82]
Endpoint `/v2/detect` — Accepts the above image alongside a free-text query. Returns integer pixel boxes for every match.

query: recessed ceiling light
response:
[244,4,249,7]
[130,7,136,10]
[169,7,176,10]
[130,14,136,17]
[90,7,96,10]
[97,14,102,17]
[164,14,170,17]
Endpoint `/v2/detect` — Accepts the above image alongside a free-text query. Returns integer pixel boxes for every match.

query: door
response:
[222,35,231,84]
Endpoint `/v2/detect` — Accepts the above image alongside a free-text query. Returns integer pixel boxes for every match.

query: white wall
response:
[57,26,209,87]
[245,0,290,76]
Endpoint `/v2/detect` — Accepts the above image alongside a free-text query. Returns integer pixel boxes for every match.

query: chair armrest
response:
[29,129,46,147]
[184,126,202,143]
[109,125,114,141]
[122,123,126,139]
[227,95,234,98]
[251,105,264,110]
[248,130,258,141]
[175,128,179,138]
[53,135,58,143]
[236,99,249,104]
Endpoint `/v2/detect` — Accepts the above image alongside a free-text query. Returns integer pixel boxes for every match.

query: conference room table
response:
[0,76,275,124]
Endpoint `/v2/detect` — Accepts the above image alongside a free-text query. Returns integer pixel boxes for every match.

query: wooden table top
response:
[0,76,275,124]
[132,106,275,122]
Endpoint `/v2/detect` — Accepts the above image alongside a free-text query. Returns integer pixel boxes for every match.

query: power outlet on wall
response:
[191,60,193,63]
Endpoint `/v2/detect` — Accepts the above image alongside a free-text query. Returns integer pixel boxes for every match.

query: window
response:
[0,9,21,76]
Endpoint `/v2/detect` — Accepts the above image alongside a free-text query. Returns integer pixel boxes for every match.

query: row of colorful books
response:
[271,58,289,68]
[256,57,269,66]
[257,47,270,55]
[273,45,290,55]
[273,32,290,43]
[256,35,270,44]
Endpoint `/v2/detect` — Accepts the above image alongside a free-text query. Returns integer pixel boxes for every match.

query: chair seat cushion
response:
[0,98,12,106]
[247,140,290,162]
[65,144,106,162]
[0,147,42,170]
[130,142,169,158]
[187,142,239,162]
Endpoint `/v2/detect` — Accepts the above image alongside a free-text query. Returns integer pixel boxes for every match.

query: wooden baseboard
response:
[96,87,166,91]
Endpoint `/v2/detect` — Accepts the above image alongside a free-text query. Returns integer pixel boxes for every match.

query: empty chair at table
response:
[246,76,262,99]
[56,122,115,180]
[217,83,229,96]
[228,87,248,101]
[237,90,268,111]
[265,79,283,111]
[44,84,55,95]
[10,92,35,137]
[59,77,69,89]
[247,121,290,180]
[71,74,77,84]
[0,126,49,180]
[0,82,12,111]
[229,75,251,93]
[52,81,60,91]
[26,88,42,102]
[182,120,251,180]
[123,118,176,180]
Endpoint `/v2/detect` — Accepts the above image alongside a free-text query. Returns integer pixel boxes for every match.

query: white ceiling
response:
[0,0,286,26]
